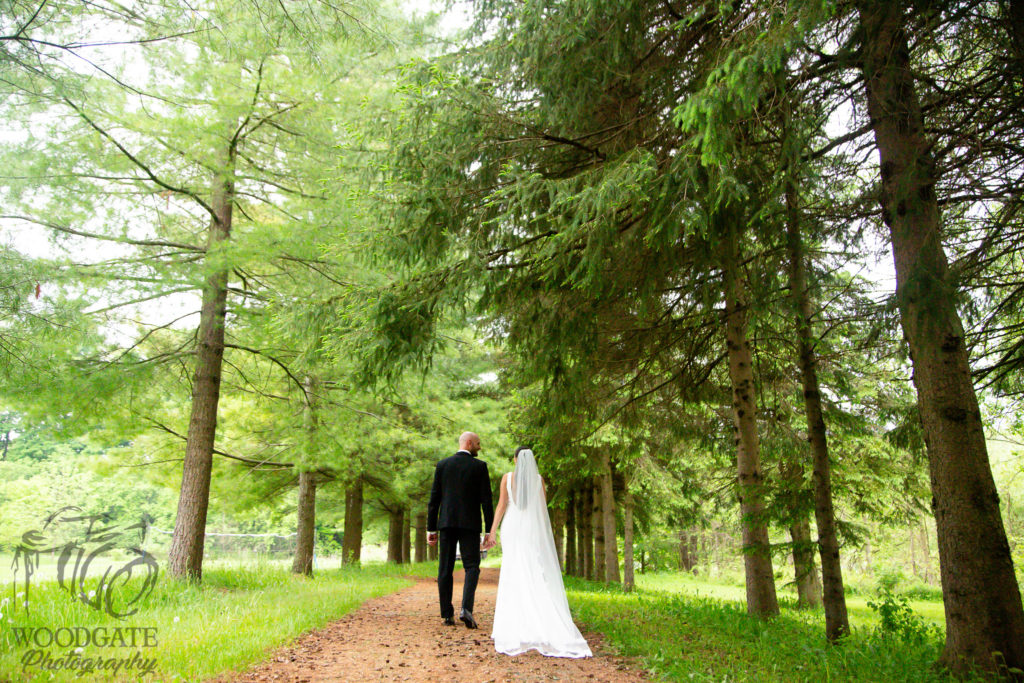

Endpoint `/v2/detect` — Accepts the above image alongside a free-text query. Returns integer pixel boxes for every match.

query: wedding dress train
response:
[490,450,592,658]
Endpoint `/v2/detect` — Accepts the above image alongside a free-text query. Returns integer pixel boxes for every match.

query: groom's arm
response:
[427,462,442,533]
[480,463,495,533]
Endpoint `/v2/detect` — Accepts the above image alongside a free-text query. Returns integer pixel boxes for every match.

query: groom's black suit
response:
[427,450,494,620]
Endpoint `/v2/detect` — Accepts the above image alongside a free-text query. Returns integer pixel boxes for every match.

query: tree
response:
[854,0,1024,670]
[716,203,779,617]
[777,75,850,637]
[343,478,364,565]
[291,377,321,576]
[1,0,388,580]
[369,0,786,611]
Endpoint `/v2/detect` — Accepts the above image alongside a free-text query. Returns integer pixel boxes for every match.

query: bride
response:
[483,447,592,658]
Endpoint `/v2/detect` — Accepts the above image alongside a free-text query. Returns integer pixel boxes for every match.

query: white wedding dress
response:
[490,450,592,658]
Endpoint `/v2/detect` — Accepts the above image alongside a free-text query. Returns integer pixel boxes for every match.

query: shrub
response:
[867,586,943,645]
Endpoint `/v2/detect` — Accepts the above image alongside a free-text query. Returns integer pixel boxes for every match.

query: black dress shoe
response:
[459,609,478,629]
[443,616,456,626]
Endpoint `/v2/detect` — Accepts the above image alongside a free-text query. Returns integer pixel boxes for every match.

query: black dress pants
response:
[437,527,481,618]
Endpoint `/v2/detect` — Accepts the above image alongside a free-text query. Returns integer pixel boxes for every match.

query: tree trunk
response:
[789,517,822,609]
[580,484,594,580]
[565,489,578,576]
[623,487,635,592]
[429,542,438,562]
[857,1,1024,671]
[1006,0,1024,72]
[1007,495,1014,536]
[699,530,709,576]
[679,528,697,572]
[291,471,317,576]
[783,152,850,638]
[552,504,565,571]
[415,510,427,563]
[592,477,605,582]
[910,524,919,579]
[714,524,725,577]
[577,487,588,577]
[387,507,404,564]
[600,454,619,583]
[678,529,689,571]
[920,521,932,584]
[291,376,320,576]
[401,507,411,564]
[343,479,363,565]
[719,209,780,618]
[167,144,235,581]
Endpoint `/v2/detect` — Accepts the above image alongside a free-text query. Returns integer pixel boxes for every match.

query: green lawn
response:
[1,560,435,682]
[564,573,987,683]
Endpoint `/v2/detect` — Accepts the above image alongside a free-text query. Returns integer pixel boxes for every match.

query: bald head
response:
[459,431,481,454]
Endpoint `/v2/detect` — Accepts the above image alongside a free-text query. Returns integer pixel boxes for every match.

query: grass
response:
[634,572,947,628]
[0,559,436,682]
[564,574,995,683]
[0,552,991,682]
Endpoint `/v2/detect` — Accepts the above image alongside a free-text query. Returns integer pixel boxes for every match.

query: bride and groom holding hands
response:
[426,431,593,658]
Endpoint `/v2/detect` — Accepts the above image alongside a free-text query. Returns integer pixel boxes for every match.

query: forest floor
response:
[212,567,648,683]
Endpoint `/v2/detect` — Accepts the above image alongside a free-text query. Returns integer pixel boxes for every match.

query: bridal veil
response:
[491,448,592,658]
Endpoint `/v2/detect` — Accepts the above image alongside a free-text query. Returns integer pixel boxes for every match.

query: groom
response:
[427,431,495,629]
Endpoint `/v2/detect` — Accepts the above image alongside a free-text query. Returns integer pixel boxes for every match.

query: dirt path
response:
[213,568,648,682]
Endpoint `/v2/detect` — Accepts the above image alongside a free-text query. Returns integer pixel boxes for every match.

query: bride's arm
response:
[486,473,510,541]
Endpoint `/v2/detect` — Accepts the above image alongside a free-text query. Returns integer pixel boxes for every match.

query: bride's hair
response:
[514,445,532,459]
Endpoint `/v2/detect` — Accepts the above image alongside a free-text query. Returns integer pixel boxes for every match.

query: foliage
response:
[866,586,943,646]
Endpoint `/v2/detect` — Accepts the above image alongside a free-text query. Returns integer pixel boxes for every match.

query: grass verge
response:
[1,560,435,682]
[564,576,991,683]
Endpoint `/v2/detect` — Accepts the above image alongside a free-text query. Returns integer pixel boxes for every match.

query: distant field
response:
[0,546,393,588]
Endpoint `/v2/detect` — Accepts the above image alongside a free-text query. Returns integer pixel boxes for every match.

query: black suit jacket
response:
[427,451,494,533]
